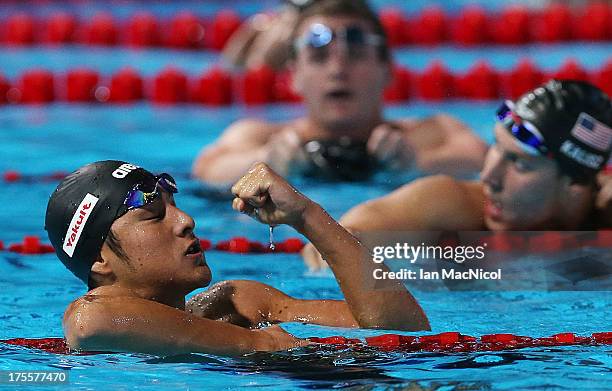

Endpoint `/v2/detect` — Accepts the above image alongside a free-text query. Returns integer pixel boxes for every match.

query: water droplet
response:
[269,225,275,251]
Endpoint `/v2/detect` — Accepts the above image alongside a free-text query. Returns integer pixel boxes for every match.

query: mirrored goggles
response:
[293,23,383,62]
[496,100,549,156]
[123,173,178,211]
[283,0,315,10]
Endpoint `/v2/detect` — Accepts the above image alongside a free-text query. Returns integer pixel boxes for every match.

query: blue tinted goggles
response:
[496,100,548,156]
[293,23,383,62]
[123,173,178,211]
[284,0,314,10]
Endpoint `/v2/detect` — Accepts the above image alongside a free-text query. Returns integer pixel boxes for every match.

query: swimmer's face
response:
[291,16,390,131]
[100,190,211,293]
[480,124,568,230]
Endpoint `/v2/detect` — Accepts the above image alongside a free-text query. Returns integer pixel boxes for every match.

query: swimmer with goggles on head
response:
[46,160,430,356]
[496,100,550,157]
[194,0,487,185]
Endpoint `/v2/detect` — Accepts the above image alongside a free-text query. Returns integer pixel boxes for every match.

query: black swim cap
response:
[45,160,156,284]
[512,79,612,181]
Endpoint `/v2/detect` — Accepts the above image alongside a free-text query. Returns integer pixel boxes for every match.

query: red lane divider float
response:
[481,231,612,252]
[313,331,612,352]
[381,3,612,45]
[2,170,70,183]
[4,236,55,255]
[3,338,73,355]
[2,232,610,255]
[0,58,611,105]
[3,332,611,355]
[1,3,610,50]
[211,237,304,253]
[435,231,612,253]
[0,236,304,255]
[0,10,241,50]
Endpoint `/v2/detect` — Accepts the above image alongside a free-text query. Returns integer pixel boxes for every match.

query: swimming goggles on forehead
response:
[294,23,383,60]
[496,100,549,156]
[123,173,178,211]
[283,0,315,10]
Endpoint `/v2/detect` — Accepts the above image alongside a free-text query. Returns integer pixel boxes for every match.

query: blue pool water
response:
[1,102,611,390]
[1,0,611,389]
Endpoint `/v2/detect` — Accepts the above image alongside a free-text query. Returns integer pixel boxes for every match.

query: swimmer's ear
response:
[561,172,595,191]
[559,174,593,212]
[89,250,115,285]
[382,62,393,87]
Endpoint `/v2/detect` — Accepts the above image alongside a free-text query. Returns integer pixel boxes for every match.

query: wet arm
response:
[341,176,484,232]
[230,163,430,331]
[187,280,358,328]
[191,120,273,185]
[297,202,430,331]
[302,177,485,271]
[405,114,487,176]
[64,296,303,356]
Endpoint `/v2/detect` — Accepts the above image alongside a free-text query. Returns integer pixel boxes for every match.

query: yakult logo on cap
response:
[62,193,99,257]
[112,163,139,179]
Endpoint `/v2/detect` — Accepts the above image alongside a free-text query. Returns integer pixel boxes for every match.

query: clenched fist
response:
[231,162,313,228]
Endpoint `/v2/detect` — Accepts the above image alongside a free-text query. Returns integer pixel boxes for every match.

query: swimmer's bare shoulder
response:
[341,175,485,232]
[195,118,281,158]
[398,114,473,136]
[397,115,487,174]
[62,286,178,351]
[62,286,304,355]
[62,286,131,350]
[192,119,289,182]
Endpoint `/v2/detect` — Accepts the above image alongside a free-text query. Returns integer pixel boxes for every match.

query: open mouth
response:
[185,240,207,267]
[485,198,503,220]
[185,240,202,256]
[326,89,353,100]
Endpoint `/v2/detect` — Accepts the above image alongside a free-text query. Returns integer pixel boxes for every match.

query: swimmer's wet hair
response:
[290,0,390,62]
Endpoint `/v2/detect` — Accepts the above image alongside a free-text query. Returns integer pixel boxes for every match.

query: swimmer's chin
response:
[198,272,212,288]
[484,215,511,231]
[193,261,212,287]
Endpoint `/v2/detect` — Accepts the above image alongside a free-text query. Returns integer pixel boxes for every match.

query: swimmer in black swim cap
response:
[47,161,429,355]
[479,79,612,231]
[302,80,612,269]
[501,79,612,183]
[194,0,486,185]
[45,161,179,285]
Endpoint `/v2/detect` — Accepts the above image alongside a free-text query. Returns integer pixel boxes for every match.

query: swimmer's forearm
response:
[297,204,430,331]
[276,299,358,328]
[74,323,274,356]
[105,319,298,356]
